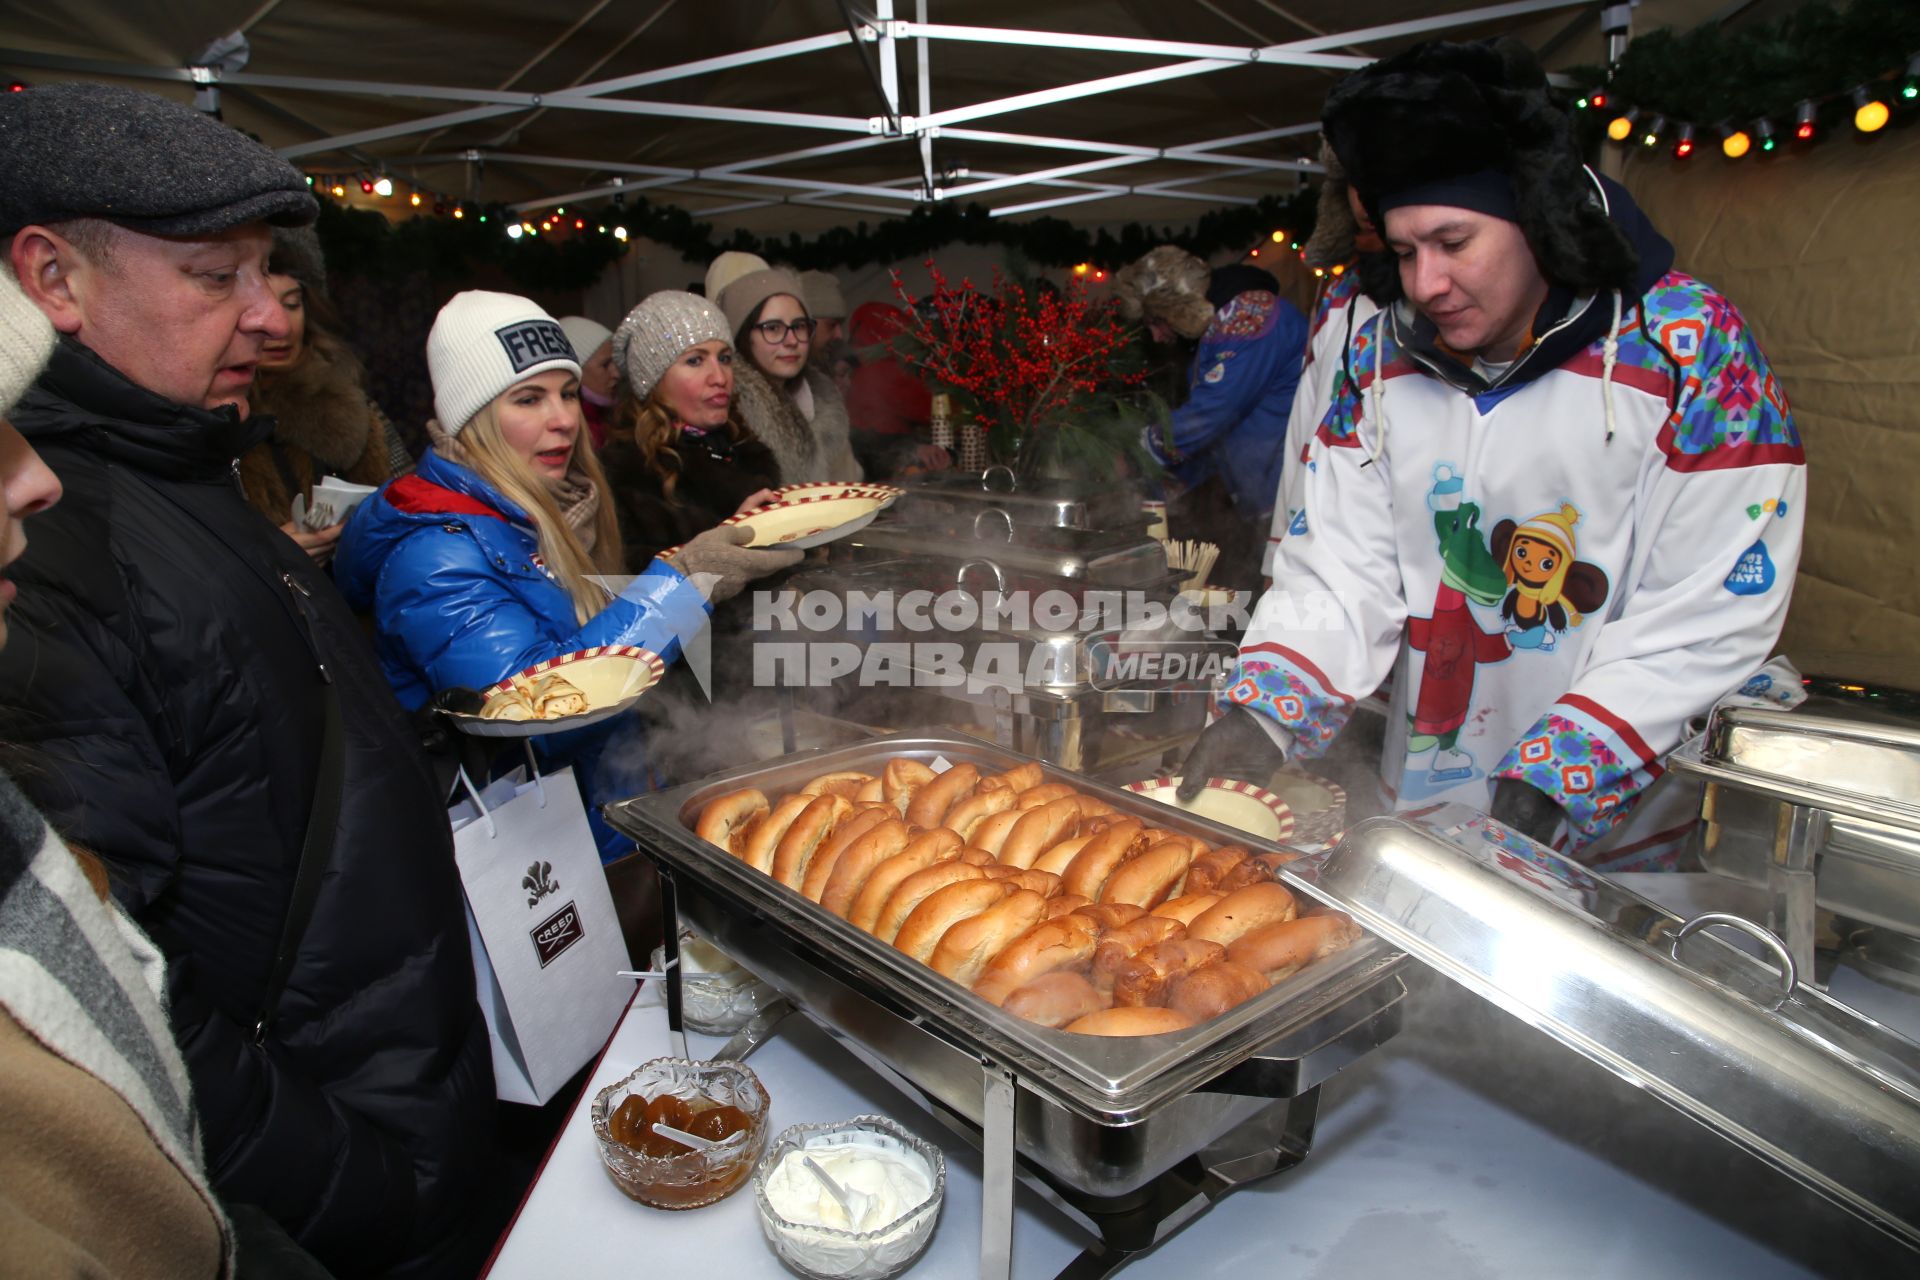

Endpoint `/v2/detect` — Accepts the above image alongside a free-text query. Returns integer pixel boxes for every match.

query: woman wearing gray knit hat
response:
[602,289,782,573]
[335,289,801,856]
[716,266,864,485]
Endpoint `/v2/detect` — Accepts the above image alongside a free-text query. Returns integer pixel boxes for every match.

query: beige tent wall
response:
[1617,125,1920,686]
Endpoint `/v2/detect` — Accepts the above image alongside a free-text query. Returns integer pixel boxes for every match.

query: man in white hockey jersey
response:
[1179,38,1804,869]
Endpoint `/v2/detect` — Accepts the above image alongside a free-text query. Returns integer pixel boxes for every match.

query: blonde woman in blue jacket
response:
[337,291,800,855]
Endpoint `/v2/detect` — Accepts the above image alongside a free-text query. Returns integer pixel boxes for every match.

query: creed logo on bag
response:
[530,900,586,968]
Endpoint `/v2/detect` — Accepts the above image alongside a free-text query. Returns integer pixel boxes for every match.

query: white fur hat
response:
[427,290,580,434]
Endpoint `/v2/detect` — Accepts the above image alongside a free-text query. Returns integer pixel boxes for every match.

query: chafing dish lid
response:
[842,521,1170,586]
[1678,700,1920,830]
[1283,806,1920,1248]
[896,468,1145,530]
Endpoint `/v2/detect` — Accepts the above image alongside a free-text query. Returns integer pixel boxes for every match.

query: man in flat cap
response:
[0,82,495,1277]
[1183,40,1804,870]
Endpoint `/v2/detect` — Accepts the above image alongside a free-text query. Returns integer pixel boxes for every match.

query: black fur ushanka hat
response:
[1322,38,1636,301]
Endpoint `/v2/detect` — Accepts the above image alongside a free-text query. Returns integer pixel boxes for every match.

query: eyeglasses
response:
[752,317,817,343]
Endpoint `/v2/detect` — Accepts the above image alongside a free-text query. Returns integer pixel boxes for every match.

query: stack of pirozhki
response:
[691,758,1361,1037]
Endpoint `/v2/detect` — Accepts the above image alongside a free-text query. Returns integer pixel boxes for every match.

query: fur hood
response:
[731,361,864,485]
[731,359,816,484]
[250,328,375,471]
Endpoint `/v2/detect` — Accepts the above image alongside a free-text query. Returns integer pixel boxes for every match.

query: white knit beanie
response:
[427,290,580,434]
[611,291,733,399]
[704,251,768,304]
[0,270,56,419]
[558,315,612,363]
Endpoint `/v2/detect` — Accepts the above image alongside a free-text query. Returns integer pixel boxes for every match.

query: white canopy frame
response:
[0,0,1588,223]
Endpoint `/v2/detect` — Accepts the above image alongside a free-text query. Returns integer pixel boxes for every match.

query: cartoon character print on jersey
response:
[1402,464,1513,799]
[1490,503,1609,652]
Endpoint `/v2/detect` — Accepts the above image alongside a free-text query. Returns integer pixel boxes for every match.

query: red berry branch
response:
[890,264,1154,473]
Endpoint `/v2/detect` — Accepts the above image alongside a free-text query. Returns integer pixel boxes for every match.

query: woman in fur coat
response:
[713,263,863,484]
[241,226,408,565]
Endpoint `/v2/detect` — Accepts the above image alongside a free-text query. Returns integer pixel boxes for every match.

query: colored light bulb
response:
[1852,87,1890,133]
[1722,129,1751,159]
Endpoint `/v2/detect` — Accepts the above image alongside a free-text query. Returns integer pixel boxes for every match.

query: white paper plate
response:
[1124,776,1296,843]
[449,645,665,738]
[727,489,900,550]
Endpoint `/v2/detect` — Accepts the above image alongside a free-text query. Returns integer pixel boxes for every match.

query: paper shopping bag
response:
[451,762,632,1105]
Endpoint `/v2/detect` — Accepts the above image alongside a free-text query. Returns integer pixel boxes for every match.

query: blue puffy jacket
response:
[1145,289,1308,519]
[335,448,712,857]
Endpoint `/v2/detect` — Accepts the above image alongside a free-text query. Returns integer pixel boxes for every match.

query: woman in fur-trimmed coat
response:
[715,264,863,485]
[730,358,860,486]
[240,226,409,564]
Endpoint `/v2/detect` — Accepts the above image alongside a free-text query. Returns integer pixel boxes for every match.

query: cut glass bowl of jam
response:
[590,1057,770,1209]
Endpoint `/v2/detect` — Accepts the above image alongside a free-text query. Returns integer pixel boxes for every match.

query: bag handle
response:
[453,742,550,840]
[253,681,345,1044]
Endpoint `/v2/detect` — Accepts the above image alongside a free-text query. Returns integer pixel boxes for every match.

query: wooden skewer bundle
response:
[1160,538,1220,590]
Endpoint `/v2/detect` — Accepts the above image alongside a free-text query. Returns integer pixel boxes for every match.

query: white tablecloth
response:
[486,875,1914,1279]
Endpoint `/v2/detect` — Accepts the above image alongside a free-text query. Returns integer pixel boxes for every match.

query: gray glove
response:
[1175,705,1291,803]
[1489,778,1563,845]
[668,524,803,604]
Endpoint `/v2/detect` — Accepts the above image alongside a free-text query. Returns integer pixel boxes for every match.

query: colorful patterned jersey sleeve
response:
[1229,311,1407,756]
[1492,280,1806,848]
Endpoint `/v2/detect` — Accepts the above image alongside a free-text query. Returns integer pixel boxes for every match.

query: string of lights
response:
[1579,51,1918,161]
[1568,0,1920,164]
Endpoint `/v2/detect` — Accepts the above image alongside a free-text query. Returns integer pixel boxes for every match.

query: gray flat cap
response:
[0,82,317,238]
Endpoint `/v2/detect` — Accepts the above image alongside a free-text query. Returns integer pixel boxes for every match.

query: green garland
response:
[313,199,629,292]
[1568,0,1920,143]
[312,182,1320,285]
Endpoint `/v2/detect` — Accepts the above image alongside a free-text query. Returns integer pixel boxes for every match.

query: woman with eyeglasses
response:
[713,264,863,484]
[599,290,783,572]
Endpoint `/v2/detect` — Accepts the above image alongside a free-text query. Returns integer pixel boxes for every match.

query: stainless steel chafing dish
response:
[608,734,1920,1274]
[1303,805,1920,1254]
[609,733,1405,1277]
[1667,695,1920,977]
[894,466,1149,536]
[836,522,1179,594]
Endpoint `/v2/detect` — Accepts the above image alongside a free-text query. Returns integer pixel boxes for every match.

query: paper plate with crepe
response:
[726,489,900,550]
[450,645,666,738]
[1124,776,1296,843]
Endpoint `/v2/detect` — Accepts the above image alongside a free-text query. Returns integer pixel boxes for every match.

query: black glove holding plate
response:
[1488,777,1564,845]
[412,686,496,801]
[1174,705,1291,803]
